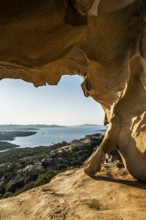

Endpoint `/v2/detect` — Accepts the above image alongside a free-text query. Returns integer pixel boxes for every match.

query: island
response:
[0,131,37,151]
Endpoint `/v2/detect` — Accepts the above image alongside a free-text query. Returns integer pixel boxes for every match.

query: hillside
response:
[0,164,146,220]
[0,134,103,199]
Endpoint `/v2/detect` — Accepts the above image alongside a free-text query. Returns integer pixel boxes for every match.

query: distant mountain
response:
[0,124,66,129]
[29,124,66,128]
[79,124,98,126]
[0,125,38,131]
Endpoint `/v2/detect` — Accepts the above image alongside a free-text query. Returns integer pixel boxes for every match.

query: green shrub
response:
[57,164,67,170]
[6,180,24,193]
[71,160,81,166]
[20,181,34,191]
[0,185,5,195]
[3,192,12,198]
[34,170,60,187]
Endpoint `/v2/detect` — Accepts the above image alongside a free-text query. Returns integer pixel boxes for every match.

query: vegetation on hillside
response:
[0,134,103,199]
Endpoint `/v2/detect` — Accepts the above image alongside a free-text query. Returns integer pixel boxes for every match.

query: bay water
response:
[0,125,107,148]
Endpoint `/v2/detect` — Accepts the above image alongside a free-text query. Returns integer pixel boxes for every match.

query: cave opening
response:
[0,75,106,147]
[0,75,104,126]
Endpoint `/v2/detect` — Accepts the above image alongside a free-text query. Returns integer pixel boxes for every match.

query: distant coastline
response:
[0,131,37,151]
[0,123,103,128]
[0,124,107,151]
[0,124,66,129]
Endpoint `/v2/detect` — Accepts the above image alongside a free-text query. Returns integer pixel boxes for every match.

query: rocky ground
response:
[0,133,145,220]
[0,164,146,220]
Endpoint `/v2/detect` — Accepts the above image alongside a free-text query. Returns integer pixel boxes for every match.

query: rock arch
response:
[0,0,145,181]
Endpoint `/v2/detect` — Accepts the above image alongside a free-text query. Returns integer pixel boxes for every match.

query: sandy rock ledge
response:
[0,165,146,220]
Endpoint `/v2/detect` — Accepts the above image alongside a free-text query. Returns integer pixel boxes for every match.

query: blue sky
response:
[0,76,104,125]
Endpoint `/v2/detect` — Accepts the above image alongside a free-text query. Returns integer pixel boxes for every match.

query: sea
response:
[0,124,107,148]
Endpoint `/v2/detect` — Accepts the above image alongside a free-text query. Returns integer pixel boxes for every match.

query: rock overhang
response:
[0,0,146,181]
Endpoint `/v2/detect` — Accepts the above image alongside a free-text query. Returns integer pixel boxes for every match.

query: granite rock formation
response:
[1,168,146,220]
[0,0,146,181]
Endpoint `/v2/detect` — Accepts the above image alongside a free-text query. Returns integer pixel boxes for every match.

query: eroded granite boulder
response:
[0,0,145,181]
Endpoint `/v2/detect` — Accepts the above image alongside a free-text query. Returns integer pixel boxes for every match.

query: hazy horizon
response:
[0,123,102,126]
[0,76,104,125]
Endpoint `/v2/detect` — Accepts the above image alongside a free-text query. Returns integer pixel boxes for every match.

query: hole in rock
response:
[0,75,105,147]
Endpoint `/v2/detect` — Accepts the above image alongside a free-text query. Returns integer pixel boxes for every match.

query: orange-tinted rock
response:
[0,1,145,181]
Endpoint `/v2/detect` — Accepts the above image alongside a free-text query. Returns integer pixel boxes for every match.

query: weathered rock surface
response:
[0,167,146,220]
[0,1,146,180]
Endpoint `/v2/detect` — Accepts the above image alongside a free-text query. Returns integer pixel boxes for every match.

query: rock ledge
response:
[0,165,146,220]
